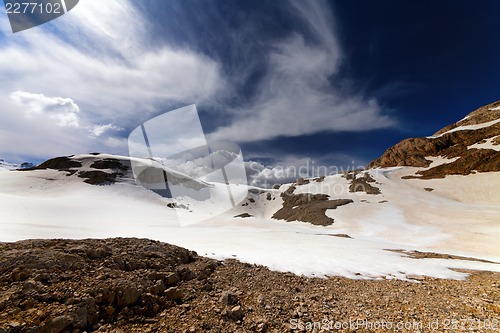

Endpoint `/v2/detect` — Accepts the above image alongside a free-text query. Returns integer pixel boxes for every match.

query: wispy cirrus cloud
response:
[0,0,395,167]
[209,0,395,142]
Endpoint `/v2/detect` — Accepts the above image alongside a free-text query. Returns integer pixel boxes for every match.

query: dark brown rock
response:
[272,193,353,226]
[234,213,253,218]
[226,305,244,321]
[164,272,180,287]
[45,315,72,333]
[90,158,129,171]
[220,291,239,306]
[329,234,352,239]
[78,170,120,185]
[349,177,381,195]
[164,287,182,302]
[73,297,99,329]
[116,283,142,307]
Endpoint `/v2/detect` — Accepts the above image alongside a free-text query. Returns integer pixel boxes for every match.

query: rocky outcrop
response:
[77,158,130,185]
[28,156,83,171]
[403,149,500,179]
[77,170,122,185]
[367,100,500,177]
[367,137,439,168]
[347,171,381,194]
[272,187,353,226]
[89,158,130,171]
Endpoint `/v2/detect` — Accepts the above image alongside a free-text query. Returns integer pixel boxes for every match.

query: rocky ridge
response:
[367,100,500,178]
[23,155,131,185]
[22,154,210,191]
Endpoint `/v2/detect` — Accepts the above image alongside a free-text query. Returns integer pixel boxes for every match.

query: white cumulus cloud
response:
[10,91,80,128]
[90,124,122,137]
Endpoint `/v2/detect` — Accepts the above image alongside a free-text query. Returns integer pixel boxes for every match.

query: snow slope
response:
[0,160,21,171]
[427,118,500,138]
[0,154,499,281]
[468,136,500,151]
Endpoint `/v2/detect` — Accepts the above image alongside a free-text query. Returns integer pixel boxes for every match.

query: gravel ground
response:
[0,238,498,333]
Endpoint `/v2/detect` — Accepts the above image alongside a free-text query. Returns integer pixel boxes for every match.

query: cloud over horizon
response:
[0,0,225,161]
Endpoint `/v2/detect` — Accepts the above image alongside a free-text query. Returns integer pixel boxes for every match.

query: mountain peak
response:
[0,159,34,171]
[367,100,500,178]
[433,100,500,136]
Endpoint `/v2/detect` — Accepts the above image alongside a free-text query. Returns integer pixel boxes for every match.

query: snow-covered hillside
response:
[1,101,499,281]
[0,152,499,281]
[0,159,34,171]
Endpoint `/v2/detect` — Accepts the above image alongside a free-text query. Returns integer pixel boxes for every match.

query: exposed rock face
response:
[367,100,500,178]
[348,172,381,194]
[367,138,438,168]
[272,187,353,226]
[404,149,500,179]
[29,156,83,171]
[77,170,122,185]
[89,158,130,171]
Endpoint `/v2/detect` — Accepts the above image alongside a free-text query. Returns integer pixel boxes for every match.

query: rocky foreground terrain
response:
[0,238,499,333]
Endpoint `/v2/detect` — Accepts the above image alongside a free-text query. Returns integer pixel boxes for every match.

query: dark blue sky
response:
[1,0,499,170]
[334,1,500,130]
[138,0,500,168]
